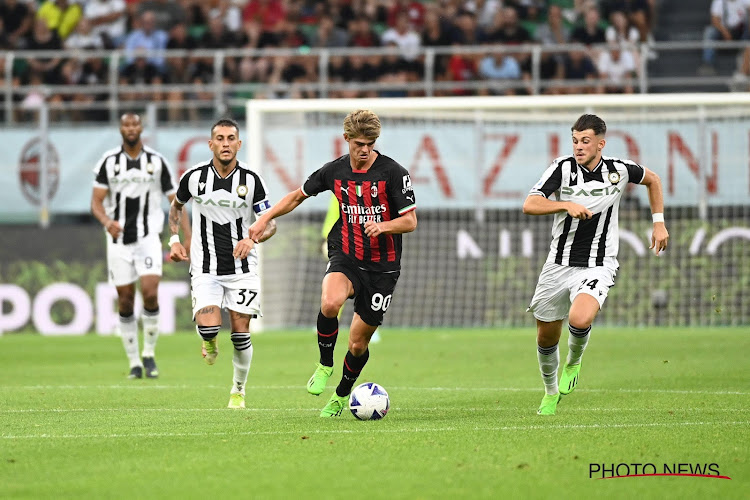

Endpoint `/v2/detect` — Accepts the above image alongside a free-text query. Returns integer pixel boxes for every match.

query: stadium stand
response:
[0,0,748,123]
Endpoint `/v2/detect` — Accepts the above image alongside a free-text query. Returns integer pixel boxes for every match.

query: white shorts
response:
[527,262,617,322]
[190,272,262,319]
[106,233,163,286]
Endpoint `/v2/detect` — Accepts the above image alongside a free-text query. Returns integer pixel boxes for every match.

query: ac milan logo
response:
[371,184,378,198]
[19,137,60,205]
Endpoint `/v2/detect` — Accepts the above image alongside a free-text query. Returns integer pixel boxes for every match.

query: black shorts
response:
[325,254,400,327]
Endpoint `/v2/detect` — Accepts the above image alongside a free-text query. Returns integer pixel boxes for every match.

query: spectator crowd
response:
[0,0,665,122]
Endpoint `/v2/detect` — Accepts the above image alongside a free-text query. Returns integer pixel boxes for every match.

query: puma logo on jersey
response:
[341,186,350,194]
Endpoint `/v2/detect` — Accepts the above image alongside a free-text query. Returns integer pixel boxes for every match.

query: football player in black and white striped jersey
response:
[523,114,669,416]
[168,118,277,409]
[91,112,191,380]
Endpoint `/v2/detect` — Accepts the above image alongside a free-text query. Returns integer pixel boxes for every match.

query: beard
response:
[123,136,139,148]
[216,154,234,166]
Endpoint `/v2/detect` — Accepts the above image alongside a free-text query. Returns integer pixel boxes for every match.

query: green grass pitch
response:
[1,327,747,499]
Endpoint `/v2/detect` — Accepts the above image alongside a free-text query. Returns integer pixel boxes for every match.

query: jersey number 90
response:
[371,293,392,312]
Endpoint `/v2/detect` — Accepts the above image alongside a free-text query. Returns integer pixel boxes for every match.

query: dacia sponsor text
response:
[193,196,249,208]
[561,185,621,197]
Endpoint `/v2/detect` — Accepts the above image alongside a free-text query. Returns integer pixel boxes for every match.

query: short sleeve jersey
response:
[529,155,645,268]
[302,152,416,273]
[93,145,176,245]
[176,160,271,276]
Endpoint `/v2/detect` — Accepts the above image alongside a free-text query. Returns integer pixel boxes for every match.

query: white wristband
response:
[652,213,664,223]
[168,234,181,246]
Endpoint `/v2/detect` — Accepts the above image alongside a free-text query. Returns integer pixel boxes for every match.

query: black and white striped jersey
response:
[529,155,645,268]
[93,145,176,245]
[176,160,271,276]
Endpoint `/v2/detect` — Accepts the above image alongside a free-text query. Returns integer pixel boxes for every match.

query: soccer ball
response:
[349,382,390,420]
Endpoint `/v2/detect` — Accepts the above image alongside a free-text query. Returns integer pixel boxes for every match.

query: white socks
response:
[567,324,591,366]
[120,314,141,368]
[141,308,160,358]
[536,325,590,396]
[230,333,253,395]
[537,343,559,395]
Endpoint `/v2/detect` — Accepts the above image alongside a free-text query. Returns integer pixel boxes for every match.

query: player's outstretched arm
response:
[641,167,669,255]
[248,188,307,242]
[168,198,189,262]
[257,219,277,242]
[233,220,276,259]
[522,194,592,220]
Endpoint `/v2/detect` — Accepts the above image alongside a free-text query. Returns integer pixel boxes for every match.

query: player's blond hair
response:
[343,110,381,140]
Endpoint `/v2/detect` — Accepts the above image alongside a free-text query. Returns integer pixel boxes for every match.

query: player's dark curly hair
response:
[211,118,240,137]
[572,114,606,136]
[344,110,381,140]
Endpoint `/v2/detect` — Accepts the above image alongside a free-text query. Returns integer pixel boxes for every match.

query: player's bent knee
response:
[536,332,561,348]
[118,306,135,317]
[141,292,158,305]
[320,300,344,318]
[568,314,594,330]
[536,319,562,345]
[117,296,135,313]
[569,298,599,328]
[349,340,368,356]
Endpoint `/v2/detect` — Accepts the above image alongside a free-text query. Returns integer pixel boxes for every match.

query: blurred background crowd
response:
[0,0,747,122]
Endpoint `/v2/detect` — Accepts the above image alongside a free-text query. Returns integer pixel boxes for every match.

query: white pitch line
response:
[2,407,749,414]
[2,385,748,395]
[2,421,748,440]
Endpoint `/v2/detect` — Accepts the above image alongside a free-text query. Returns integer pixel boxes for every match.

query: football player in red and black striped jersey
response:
[249,110,417,417]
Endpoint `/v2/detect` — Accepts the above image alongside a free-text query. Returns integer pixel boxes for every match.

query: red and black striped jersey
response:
[302,152,416,273]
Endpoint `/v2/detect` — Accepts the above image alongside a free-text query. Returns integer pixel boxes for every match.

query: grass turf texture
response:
[1,327,747,499]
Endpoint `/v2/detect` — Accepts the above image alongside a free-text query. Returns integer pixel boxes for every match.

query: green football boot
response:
[202,338,218,365]
[307,363,333,395]
[559,362,582,395]
[227,393,245,409]
[320,393,349,417]
[537,393,561,416]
